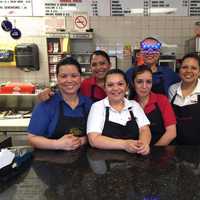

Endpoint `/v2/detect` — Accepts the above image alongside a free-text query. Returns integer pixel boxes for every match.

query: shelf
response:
[72,53,92,55]
[49,62,59,65]
[48,52,66,55]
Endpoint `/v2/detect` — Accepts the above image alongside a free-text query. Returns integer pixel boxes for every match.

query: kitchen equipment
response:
[185,37,200,55]
[0,83,35,94]
[0,94,37,112]
[15,43,39,71]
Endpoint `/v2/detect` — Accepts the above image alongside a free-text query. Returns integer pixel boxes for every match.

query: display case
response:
[70,32,95,75]
[47,36,70,84]
[47,33,95,83]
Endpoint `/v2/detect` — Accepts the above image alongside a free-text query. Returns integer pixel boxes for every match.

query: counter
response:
[0,146,200,200]
[0,118,30,134]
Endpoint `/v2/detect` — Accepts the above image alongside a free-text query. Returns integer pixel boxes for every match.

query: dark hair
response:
[129,65,152,99]
[104,69,128,85]
[56,56,81,75]
[132,65,153,82]
[181,53,200,67]
[90,50,111,64]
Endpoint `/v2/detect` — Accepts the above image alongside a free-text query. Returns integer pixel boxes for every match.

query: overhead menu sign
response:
[0,0,32,16]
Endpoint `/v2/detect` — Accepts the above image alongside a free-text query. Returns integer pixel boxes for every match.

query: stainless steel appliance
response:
[185,37,200,55]
[0,94,37,112]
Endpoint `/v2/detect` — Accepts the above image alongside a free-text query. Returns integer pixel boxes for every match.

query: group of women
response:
[27,42,200,154]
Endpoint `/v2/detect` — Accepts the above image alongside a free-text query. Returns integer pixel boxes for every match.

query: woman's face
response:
[133,71,152,98]
[57,64,81,96]
[105,73,128,103]
[179,57,200,85]
[91,55,111,80]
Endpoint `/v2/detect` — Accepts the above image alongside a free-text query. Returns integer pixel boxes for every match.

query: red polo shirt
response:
[136,92,176,127]
[80,77,106,101]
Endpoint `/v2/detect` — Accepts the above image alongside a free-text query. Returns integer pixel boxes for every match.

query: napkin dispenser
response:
[15,43,39,71]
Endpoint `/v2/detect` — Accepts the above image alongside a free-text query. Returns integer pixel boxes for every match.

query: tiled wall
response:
[0,16,199,84]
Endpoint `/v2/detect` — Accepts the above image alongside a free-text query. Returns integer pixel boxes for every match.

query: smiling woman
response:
[27,57,92,151]
[169,53,200,145]
[87,69,151,155]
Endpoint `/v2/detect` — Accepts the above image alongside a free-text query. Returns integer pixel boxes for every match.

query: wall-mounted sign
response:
[0,0,32,16]
[73,12,89,32]
[44,17,66,33]
[0,0,199,17]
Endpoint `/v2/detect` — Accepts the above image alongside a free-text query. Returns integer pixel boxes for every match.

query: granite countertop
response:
[1,146,200,200]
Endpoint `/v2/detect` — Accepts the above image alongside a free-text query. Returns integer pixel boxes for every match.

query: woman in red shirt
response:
[131,65,176,145]
[38,50,110,102]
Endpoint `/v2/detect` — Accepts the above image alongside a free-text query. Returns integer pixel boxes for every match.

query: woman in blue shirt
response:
[27,57,92,150]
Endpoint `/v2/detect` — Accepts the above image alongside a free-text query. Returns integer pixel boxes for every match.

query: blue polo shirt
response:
[27,91,92,138]
[126,65,180,95]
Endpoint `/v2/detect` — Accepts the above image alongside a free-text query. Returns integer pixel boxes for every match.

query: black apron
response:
[51,101,87,139]
[171,93,200,145]
[146,103,166,145]
[152,72,166,95]
[102,107,139,139]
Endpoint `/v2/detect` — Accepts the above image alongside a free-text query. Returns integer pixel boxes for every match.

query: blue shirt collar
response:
[54,90,86,107]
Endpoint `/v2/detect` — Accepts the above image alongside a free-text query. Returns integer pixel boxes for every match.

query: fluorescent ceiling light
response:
[131,8,177,14]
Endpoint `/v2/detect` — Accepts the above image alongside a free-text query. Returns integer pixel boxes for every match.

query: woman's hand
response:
[136,140,150,155]
[123,140,150,155]
[38,88,54,102]
[79,136,88,145]
[123,140,141,153]
[56,134,81,151]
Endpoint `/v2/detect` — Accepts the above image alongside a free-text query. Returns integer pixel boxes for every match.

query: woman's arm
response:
[137,125,151,155]
[88,133,140,153]
[28,133,81,151]
[155,124,176,146]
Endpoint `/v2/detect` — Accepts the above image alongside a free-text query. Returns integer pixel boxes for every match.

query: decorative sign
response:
[0,0,32,16]
[10,27,21,39]
[44,17,66,33]
[73,12,89,32]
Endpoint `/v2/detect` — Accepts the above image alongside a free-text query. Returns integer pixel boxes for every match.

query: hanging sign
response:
[1,18,13,32]
[10,28,21,39]
[73,12,89,32]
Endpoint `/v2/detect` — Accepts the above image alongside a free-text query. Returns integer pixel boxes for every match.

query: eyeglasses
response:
[140,41,161,53]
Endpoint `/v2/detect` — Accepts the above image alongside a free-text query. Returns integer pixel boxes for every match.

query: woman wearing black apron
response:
[169,53,200,145]
[131,65,176,145]
[27,57,92,150]
[37,50,109,102]
[87,69,151,155]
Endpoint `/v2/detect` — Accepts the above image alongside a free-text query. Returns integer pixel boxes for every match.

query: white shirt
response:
[87,97,150,134]
[168,79,200,107]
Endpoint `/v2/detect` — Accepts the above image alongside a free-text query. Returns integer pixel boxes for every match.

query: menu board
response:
[0,0,32,16]
[0,0,199,17]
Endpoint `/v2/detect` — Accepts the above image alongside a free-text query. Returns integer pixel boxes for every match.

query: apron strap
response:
[105,107,109,121]
[128,107,136,120]
[171,93,177,104]
[198,95,200,102]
